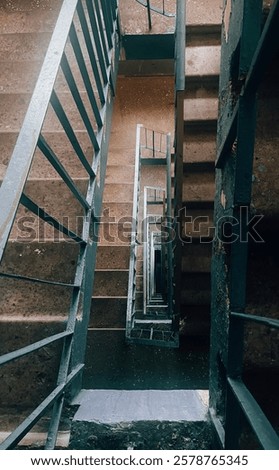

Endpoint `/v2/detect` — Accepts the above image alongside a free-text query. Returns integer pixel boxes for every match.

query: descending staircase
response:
[179,0,222,338]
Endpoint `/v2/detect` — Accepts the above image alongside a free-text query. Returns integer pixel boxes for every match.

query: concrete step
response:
[0,4,62,34]
[180,204,215,241]
[96,245,130,270]
[1,240,78,282]
[94,270,129,297]
[103,183,134,203]
[186,24,222,47]
[181,273,211,306]
[182,171,215,203]
[83,329,209,390]
[182,243,212,273]
[0,131,92,179]
[0,320,64,407]
[0,92,98,134]
[105,165,135,184]
[183,131,216,164]
[9,178,87,241]
[70,389,211,450]
[184,97,218,123]
[0,32,52,61]
[185,45,221,79]
[90,297,127,329]
[186,0,223,26]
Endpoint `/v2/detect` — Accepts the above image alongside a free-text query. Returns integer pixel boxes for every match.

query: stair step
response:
[186,0,223,26]
[96,245,130,270]
[185,45,221,78]
[0,131,93,179]
[182,243,212,273]
[103,183,134,203]
[90,297,127,329]
[0,92,99,133]
[94,270,129,297]
[1,240,78,281]
[0,320,63,407]
[183,132,216,164]
[0,32,52,61]
[183,161,215,172]
[180,204,215,241]
[182,172,215,202]
[186,24,222,46]
[105,165,135,184]
[184,97,218,123]
[0,5,62,33]
[8,178,87,241]
[70,389,211,450]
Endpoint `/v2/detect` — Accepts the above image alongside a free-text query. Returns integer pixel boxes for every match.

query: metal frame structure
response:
[0,0,120,449]
[210,0,279,450]
[125,125,178,347]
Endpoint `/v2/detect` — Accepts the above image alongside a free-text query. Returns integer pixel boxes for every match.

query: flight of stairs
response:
[179,0,222,338]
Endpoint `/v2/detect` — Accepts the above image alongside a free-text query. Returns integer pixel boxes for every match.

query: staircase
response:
[179,0,222,338]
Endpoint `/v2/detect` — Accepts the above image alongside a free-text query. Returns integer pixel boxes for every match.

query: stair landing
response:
[70,389,211,450]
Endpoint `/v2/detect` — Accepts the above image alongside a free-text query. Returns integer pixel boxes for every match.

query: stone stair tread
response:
[0,92,99,133]
[0,6,62,34]
[184,97,218,122]
[186,0,223,26]
[185,45,220,78]
[183,135,216,164]
[0,32,52,61]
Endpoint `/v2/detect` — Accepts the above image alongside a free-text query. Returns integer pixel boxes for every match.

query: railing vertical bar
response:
[69,23,103,128]
[60,53,100,153]
[77,1,106,103]
[85,0,109,86]
[50,89,100,165]
[38,135,90,210]
[99,0,113,49]
[94,0,110,67]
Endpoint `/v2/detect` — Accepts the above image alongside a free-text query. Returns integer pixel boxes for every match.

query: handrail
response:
[175,0,186,92]
[0,0,120,449]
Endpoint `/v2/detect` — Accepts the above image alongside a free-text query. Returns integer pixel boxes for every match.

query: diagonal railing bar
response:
[76,1,106,103]
[0,271,78,288]
[85,0,109,85]
[20,193,84,244]
[69,22,103,128]
[60,53,102,158]
[92,0,110,68]
[0,331,72,368]
[0,364,83,450]
[38,135,90,211]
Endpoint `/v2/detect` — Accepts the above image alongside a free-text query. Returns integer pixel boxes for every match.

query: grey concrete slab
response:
[72,389,208,423]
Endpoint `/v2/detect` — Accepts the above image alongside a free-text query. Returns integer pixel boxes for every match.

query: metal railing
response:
[135,0,175,29]
[210,0,279,450]
[125,125,177,347]
[0,0,120,449]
